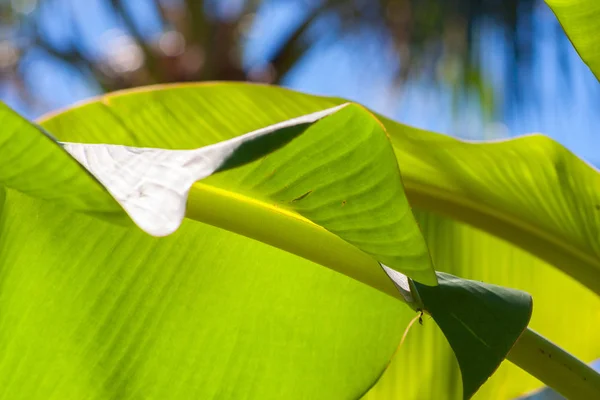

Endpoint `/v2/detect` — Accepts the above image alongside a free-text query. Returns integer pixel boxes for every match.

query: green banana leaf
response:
[2,92,530,399]
[0,190,408,399]
[2,100,420,399]
[41,84,600,298]
[57,102,437,286]
[546,0,600,80]
[2,82,599,399]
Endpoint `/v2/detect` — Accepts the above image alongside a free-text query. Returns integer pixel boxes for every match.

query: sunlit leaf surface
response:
[1,83,599,399]
[2,99,420,399]
[546,0,600,80]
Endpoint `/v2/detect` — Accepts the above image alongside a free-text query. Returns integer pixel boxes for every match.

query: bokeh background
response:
[1,0,598,168]
[1,1,599,399]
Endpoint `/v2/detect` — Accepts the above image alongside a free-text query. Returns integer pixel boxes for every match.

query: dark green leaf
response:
[414,272,533,399]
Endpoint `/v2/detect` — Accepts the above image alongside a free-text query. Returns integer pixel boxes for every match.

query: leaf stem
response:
[507,328,600,399]
[186,182,403,300]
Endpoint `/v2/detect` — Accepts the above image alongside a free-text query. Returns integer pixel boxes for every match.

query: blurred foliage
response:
[0,0,553,112]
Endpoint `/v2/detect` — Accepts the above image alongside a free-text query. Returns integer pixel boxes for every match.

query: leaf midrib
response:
[403,178,600,295]
[185,182,403,300]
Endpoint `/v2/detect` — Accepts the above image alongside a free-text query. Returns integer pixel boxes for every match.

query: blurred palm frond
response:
[0,0,557,113]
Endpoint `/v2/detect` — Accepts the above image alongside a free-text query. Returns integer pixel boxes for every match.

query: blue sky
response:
[1,0,598,167]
